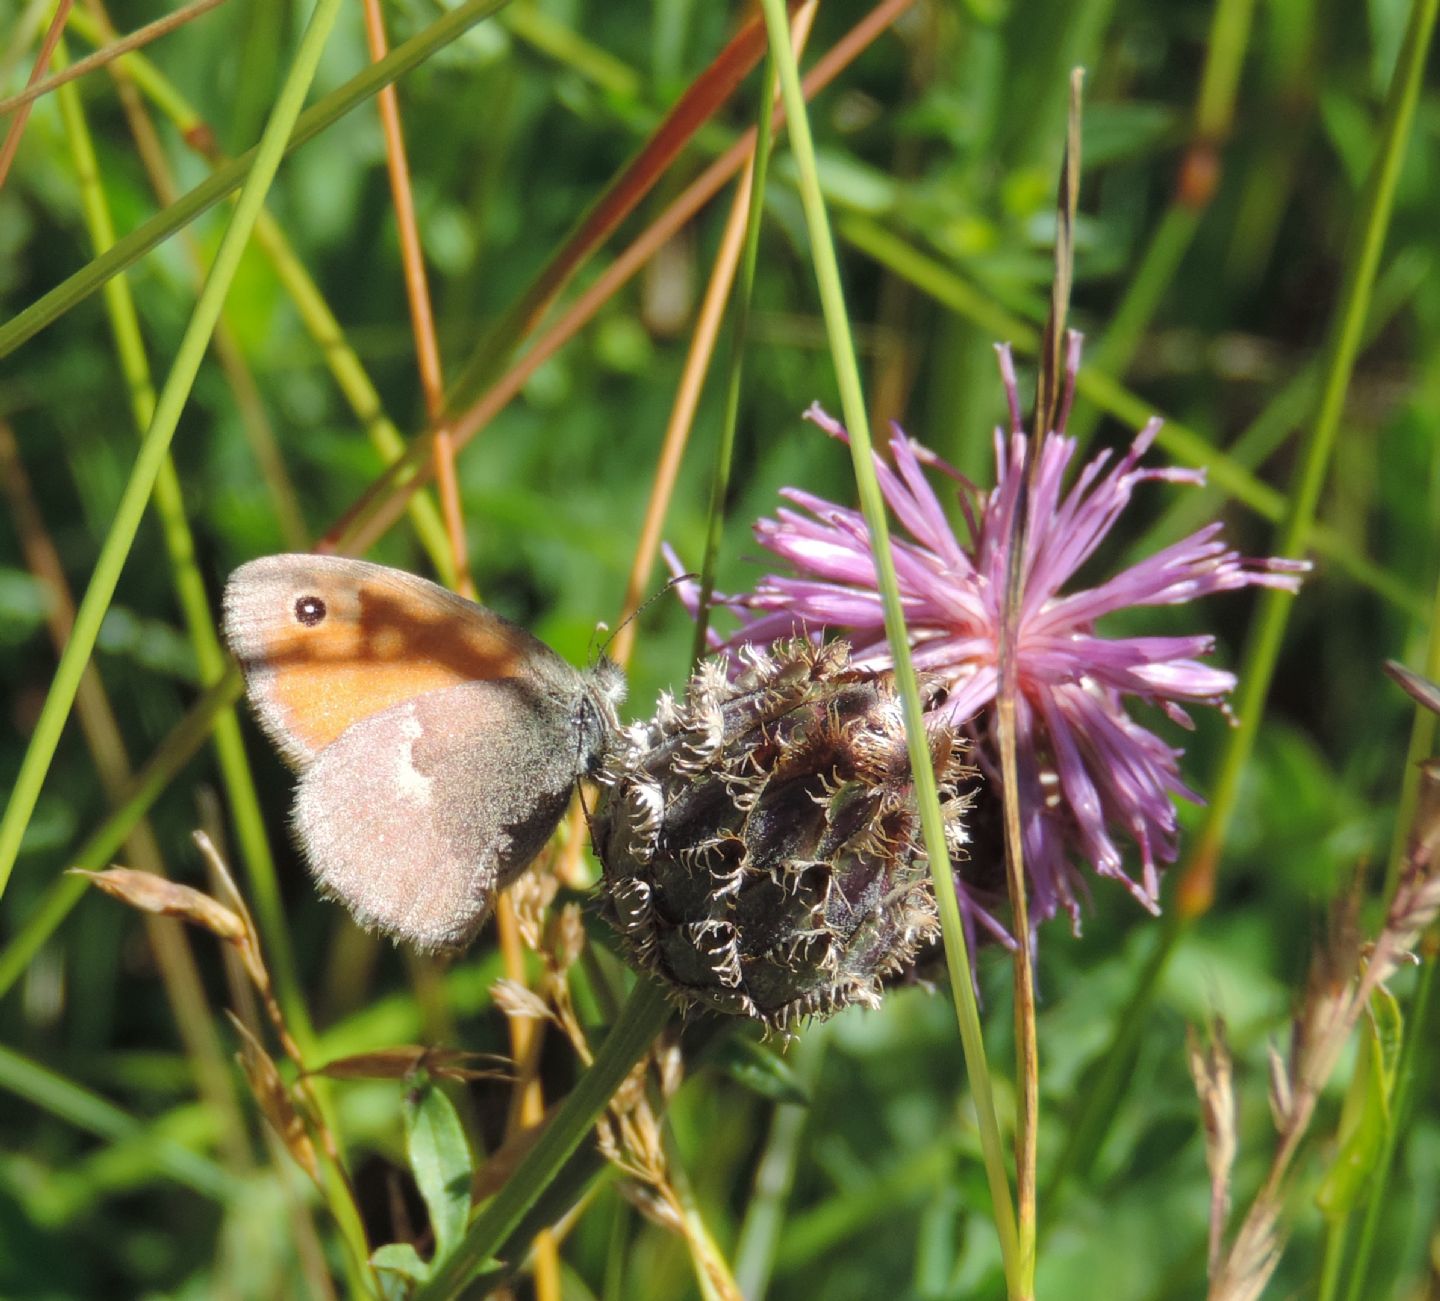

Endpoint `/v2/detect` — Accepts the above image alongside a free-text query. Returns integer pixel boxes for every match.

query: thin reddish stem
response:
[0,0,76,192]
[322,0,914,559]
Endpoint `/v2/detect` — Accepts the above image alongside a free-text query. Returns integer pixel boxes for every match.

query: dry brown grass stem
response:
[1206,766,1440,1299]
[0,0,74,190]
[0,419,252,1173]
[360,0,473,602]
[362,0,560,1288]
[0,0,228,118]
[331,0,915,559]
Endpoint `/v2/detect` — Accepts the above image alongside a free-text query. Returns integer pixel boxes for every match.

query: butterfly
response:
[221,554,625,951]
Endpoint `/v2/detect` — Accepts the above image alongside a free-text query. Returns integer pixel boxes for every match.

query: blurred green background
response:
[1,0,1437,1297]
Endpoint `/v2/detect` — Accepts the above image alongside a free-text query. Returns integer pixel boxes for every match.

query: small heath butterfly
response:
[221,555,625,951]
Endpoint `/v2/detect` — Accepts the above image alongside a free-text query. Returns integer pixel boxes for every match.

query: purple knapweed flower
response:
[674,334,1307,937]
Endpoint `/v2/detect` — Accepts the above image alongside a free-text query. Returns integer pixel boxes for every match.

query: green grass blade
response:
[52,26,312,1051]
[0,0,351,899]
[754,0,1022,1292]
[0,1044,236,1202]
[0,671,240,1000]
[691,54,777,662]
[0,0,511,360]
[1181,0,1438,916]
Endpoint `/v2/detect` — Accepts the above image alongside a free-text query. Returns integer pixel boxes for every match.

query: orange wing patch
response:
[263,581,530,756]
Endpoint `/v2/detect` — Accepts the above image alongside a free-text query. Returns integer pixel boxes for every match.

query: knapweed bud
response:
[593,639,972,1032]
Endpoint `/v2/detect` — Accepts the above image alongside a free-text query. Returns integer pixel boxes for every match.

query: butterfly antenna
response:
[590,572,697,663]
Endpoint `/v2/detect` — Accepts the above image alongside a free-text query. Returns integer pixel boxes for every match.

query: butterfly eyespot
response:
[294,595,327,627]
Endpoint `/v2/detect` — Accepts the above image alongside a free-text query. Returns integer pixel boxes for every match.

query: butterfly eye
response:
[294,595,327,627]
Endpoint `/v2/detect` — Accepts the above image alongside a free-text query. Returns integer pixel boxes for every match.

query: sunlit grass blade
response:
[1051,0,1439,1214]
[415,976,674,1299]
[753,0,1021,1293]
[1177,0,1437,918]
[0,0,511,359]
[0,0,349,899]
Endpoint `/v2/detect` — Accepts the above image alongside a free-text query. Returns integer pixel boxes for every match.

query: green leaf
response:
[1316,986,1402,1216]
[711,1035,811,1107]
[373,1241,430,1282]
[404,1071,474,1267]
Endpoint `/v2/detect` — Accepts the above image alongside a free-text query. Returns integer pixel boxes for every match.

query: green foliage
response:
[374,1071,475,1285]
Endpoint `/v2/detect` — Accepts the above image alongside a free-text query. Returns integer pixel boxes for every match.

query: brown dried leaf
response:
[1266,1041,1292,1131]
[490,978,556,1024]
[1384,660,1440,718]
[617,1179,683,1233]
[550,902,587,973]
[191,831,254,931]
[190,832,273,1000]
[228,1013,319,1182]
[72,867,246,942]
[1187,1021,1236,1282]
[311,1045,512,1083]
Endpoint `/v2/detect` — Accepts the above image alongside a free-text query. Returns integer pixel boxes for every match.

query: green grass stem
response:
[50,27,313,1053]
[1047,0,1438,1214]
[755,0,1023,1292]
[0,0,511,360]
[0,1044,236,1202]
[0,672,241,1001]
[691,54,776,663]
[0,0,347,899]
[1183,0,1438,913]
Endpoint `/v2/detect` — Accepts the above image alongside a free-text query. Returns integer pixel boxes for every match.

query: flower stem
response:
[754,0,1022,1293]
[998,71,1083,1289]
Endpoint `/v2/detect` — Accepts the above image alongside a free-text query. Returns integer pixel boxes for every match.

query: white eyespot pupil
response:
[295,595,326,627]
